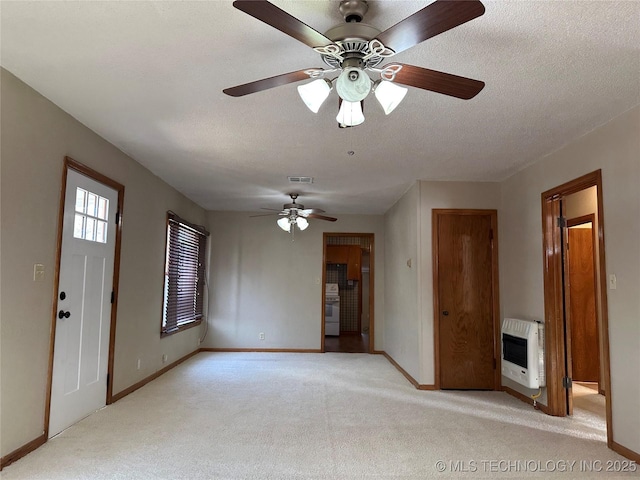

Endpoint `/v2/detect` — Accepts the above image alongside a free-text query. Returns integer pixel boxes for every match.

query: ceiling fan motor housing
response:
[339,0,368,23]
[321,23,383,70]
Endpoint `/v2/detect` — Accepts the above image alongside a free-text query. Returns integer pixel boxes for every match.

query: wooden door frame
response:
[44,156,125,439]
[432,209,501,390]
[321,233,375,353]
[540,170,612,445]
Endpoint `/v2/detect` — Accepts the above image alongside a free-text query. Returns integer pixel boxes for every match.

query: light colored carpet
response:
[2,353,637,479]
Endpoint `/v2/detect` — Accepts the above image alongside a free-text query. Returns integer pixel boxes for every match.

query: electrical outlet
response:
[137,358,141,370]
[162,354,168,363]
[259,332,265,340]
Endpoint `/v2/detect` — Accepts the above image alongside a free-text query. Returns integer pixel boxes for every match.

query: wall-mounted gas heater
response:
[501,318,546,389]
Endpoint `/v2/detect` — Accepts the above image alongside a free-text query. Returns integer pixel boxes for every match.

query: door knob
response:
[58,310,71,319]
[442,311,449,316]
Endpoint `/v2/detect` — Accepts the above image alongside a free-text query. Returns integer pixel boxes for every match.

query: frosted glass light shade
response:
[297,79,332,113]
[277,217,291,232]
[374,81,408,115]
[336,67,371,102]
[296,217,309,231]
[336,101,365,127]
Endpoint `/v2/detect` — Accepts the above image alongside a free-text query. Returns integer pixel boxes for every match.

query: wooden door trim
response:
[321,233,375,353]
[45,157,125,440]
[432,209,501,390]
[567,214,595,228]
[540,170,612,447]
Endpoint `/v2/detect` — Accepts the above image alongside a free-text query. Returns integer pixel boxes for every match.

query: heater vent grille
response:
[288,176,314,184]
[501,318,545,389]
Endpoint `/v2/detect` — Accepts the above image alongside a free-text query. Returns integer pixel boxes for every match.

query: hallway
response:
[324,334,370,353]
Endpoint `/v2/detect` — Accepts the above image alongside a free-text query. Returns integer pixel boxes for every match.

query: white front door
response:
[49,168,117,438]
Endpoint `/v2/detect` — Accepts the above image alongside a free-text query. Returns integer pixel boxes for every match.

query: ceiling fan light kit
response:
[297,79,332,113]
[225,0,486,127]
[336,100,365,127]
[374,80,408,115]
[277,215,309,233]
[335,66,371,102]
[252,193,337,236]
[296,217,309,231]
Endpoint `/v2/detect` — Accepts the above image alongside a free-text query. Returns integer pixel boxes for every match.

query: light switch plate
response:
[33,264,45,282]
[609,274,617,290]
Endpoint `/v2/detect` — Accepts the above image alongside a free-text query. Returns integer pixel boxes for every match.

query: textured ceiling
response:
[2,1,639,215]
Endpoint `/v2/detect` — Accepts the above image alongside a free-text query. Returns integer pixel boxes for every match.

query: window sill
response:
[161,318,202,338]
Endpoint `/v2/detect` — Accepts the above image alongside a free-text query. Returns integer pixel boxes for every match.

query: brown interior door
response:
[568,224,600,383]
[437,212,496,390]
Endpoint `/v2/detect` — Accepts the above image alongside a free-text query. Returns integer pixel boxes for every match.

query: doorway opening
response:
[541,170,611,447]
[322,233,374,353]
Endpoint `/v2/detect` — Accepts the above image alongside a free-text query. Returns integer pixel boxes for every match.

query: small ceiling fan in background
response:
[252,193,337,235]
[224,0,486,127]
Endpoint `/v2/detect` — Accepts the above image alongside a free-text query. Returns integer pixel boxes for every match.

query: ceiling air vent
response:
[288,176,314,184]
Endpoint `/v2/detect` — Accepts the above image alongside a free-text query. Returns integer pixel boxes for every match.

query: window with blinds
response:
[161,212,209,336]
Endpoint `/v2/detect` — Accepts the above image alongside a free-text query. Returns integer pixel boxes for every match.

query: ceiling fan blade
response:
[260,207,283,212]
[233,0,334,49]
[301,208,326,215]
[376,0,485,55]
[224,69,317,97]
[386,63,484,99]
[249,212,282,217]
[306,213,337,222]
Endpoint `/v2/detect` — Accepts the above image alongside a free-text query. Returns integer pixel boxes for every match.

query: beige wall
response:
[203,211,384,350]
[383,181,501,384]
[383,183,420,380]
[417,181,501,384]
[2,65,639,461]
[0,70,206,457]
[500,106,640,453]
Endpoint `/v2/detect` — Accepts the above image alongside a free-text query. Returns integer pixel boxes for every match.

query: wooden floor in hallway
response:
[324,333,369,353]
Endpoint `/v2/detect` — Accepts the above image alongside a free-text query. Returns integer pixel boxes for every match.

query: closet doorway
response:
[321,233,374,353]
